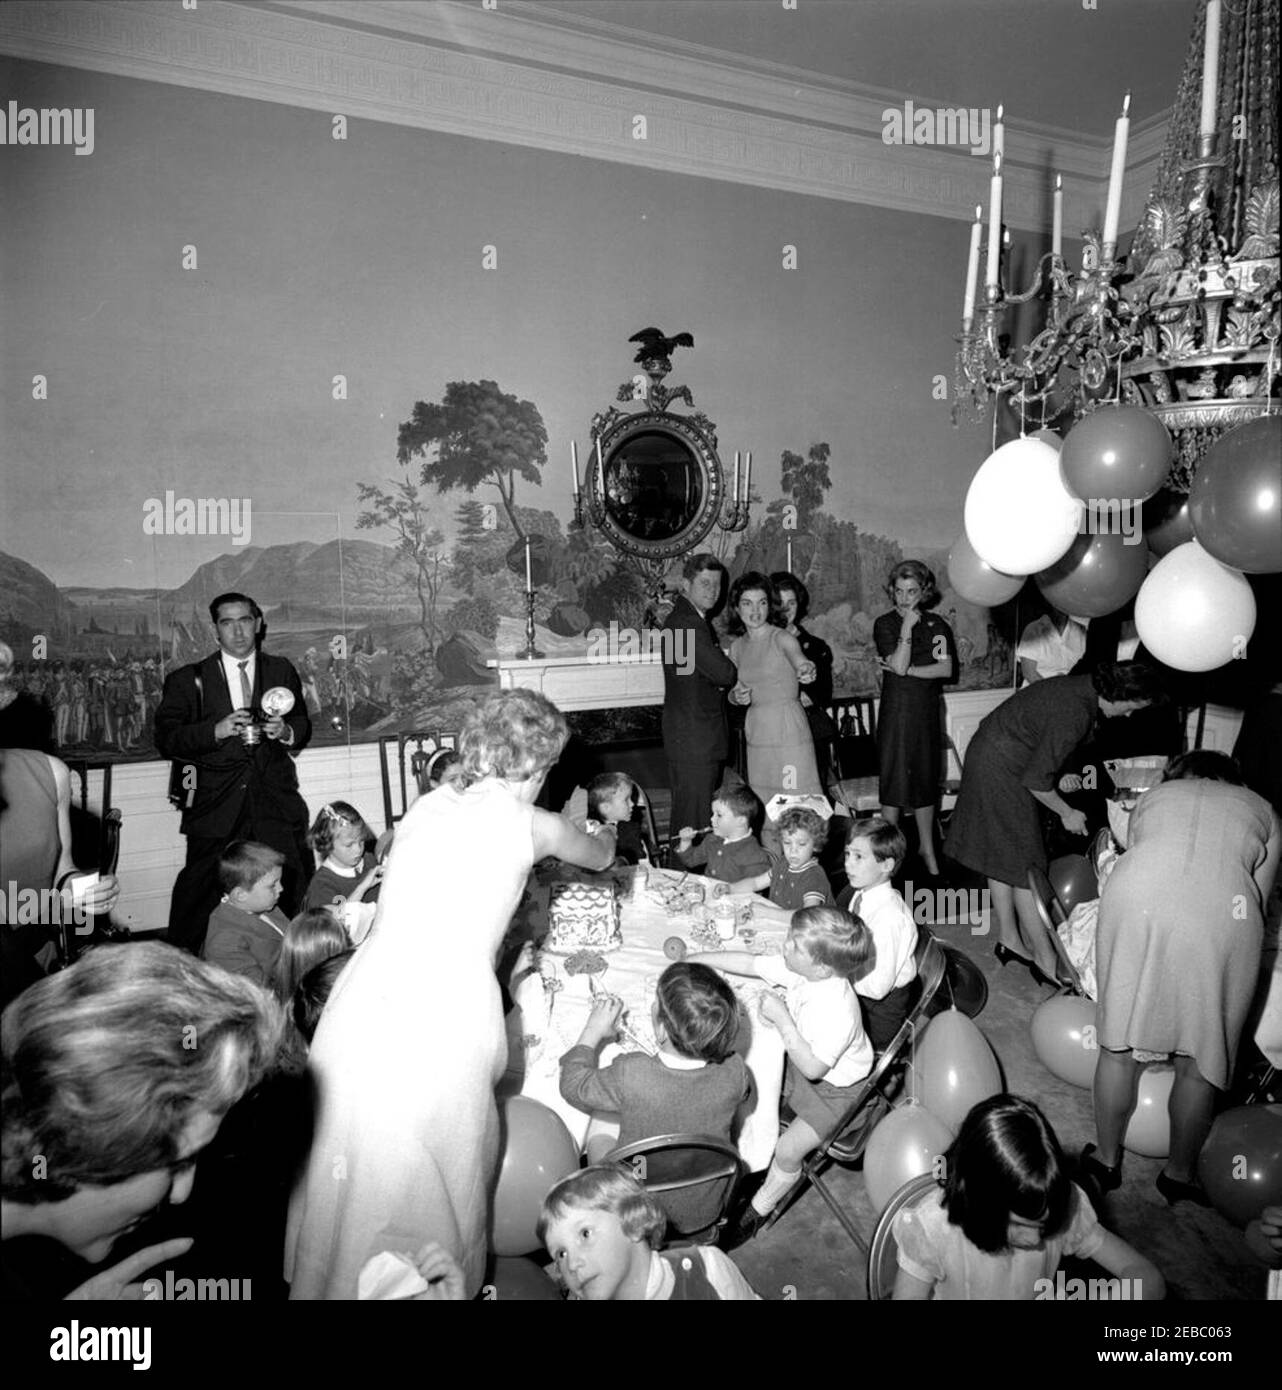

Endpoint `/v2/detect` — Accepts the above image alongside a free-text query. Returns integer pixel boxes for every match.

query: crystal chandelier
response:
[954,0,1280,492]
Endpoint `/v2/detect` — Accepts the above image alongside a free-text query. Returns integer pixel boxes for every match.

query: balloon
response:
[1122,1066,1175,1158]
[946,532,1025,607]
[1036,529,1149,618]
[1060,405,1172,504]
[1030,995,1099,1088]
[863,1101,954,1216]
[1142,488,1195,557]
[485,1257,563,1301]
[491,1096,581,1256]
[913,1007,1002,1133]
[1196,1104,1282,1227]
[1032,429,1062,449]
[1048,855,1098,916]
[1134,540,1258,672]
[1188,416,1282,574]
[922,945,989,1019]
[964,437,1083,575]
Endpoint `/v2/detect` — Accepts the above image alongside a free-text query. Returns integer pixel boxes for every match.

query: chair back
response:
[605,1133,744,1245]
[1027,865,1086,995]
[378,730,458,829]
[866,1173,939,1299]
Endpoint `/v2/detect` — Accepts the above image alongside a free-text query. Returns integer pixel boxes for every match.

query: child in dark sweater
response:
[672,784,772,885]
[302,801,384,941]
[559,963,751,1239]
[202,840,290,988]
[726,805,833,910]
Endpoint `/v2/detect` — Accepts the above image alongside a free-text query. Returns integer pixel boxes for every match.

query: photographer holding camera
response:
[155,592,312,954]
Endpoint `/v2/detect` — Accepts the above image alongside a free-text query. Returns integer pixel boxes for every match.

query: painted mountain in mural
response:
[0,551,79,643]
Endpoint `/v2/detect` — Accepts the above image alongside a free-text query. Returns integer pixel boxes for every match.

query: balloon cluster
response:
[950,408,1279,674]
[490,1095,580,1257]
[863,1007,1003,1215]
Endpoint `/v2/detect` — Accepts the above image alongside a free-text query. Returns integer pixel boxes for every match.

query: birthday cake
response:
[545,881,623,955]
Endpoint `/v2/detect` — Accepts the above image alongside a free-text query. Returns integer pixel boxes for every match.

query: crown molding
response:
[0,0,1165,235]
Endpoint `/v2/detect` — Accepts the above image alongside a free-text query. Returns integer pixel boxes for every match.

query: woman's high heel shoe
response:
[1156,1171,1212,1207]
[1080,1144,1123,1194]
[993,942,1029,969]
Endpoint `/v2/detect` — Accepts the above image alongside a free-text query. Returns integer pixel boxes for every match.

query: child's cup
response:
[713,897,737,942]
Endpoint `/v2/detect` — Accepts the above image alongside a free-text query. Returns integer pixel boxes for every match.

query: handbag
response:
[837,704,879,779]
[167,670,203,809]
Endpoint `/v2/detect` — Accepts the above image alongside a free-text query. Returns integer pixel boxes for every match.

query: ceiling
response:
[518,0,1201,135]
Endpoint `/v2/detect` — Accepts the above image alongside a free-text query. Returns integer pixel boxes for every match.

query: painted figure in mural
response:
[154,592,312,955]
[726,571,820,807]
[661,553,737,836]
[873,561,957,878]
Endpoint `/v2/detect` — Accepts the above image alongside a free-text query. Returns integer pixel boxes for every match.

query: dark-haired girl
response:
[893,1095,1163,1300]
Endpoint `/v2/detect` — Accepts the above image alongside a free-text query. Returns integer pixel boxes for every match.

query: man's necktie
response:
[238,660,252,710]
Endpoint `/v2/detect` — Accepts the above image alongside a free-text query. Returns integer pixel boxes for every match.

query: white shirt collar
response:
[220,649,256,701]
[322,855,360,878]
[656,1046,706,1071]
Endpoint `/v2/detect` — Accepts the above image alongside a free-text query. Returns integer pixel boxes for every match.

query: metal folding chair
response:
[761,932,948,1251]
[606,1132,744,1246]
[1027,864,1087,995]
[865,1173,939,1299]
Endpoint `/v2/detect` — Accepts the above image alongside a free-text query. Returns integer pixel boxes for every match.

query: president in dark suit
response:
[661,553,737,836]
[155,592,312,953]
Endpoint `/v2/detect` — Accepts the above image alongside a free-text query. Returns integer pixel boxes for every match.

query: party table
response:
[503,866,791,1172]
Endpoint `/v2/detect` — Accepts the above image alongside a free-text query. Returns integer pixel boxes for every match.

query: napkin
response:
[358,1250,429,1300]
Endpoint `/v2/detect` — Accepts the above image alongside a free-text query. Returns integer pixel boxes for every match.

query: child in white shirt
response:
[689,905,873,1241]
[838,817,919,1050]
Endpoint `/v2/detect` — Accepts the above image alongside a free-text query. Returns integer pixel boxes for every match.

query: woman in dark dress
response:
[773,572,837,786]
[944,661,1161,980]
[873,562,957,878]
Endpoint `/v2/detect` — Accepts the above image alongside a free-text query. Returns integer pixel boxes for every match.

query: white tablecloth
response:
[503,868,787,1172]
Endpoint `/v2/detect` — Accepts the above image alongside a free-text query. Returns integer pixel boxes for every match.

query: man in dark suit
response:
[661,553,737,837]
[155,592,312,953]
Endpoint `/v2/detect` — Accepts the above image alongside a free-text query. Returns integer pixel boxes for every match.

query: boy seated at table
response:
[672,784,772,885]
[201,840,289,988]
[539,1164,760,1301]
[689,905,873,1244]
[723,805,833,910]
[558,962,751,1239]
[835,818,919,1052]
[561,772,652,866]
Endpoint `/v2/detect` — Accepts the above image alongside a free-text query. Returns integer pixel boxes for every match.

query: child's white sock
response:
[751,1158,802,1216]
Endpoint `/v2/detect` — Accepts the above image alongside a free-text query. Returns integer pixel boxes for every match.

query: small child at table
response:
[539,1164,760,1300]
[892,1094,1164,1301]
[423,747,463,791]
[302,801,384,941]
[586,771,652,866]
[202,840,290,988]
[689,905,873,1243]
[559,962,750,1239]
[673,784,772,885]
[725,805,833,909]
[835,818,920,1051]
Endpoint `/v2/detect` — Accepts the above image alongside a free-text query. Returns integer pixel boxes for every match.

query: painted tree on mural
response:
[354,472,448,649]
[396,380,548,540]
[780,442,832,530]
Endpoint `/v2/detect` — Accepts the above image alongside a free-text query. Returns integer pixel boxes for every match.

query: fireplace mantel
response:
[489,653,665,712]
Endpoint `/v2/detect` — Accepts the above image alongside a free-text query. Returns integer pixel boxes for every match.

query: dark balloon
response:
[1197,1104,1282,1227]
[947,532,1024,607]
[1035,528,1149,618]
[1142,488,1195,556]
[1188,416,1282,573]
[1048,855,1097,915]
[1061,405,1172,504]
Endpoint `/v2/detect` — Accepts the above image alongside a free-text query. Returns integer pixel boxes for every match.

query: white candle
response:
[744,451,752,500]
[963,203,983,327]
[1052,174,1063,259]
[985,152,1004,291]
[1102,92,1130,257]
[570,440,580,499]
[524,536,533,590]
[732,450,740,504]
[786,537,793,573]
[1200,0,1221,138]
[596,438,605,495]
[993,104,1004,163]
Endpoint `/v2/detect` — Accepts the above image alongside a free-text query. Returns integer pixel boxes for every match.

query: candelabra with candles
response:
[717,451,752,532]
[953,0,1280,481]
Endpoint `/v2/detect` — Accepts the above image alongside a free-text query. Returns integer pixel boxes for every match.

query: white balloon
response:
[964,437,1083,575]
[1134,540,1257,672]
